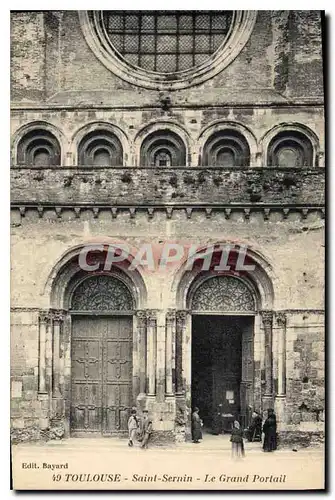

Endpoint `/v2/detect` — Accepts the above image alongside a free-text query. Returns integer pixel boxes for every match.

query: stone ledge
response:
[11,167,325,206]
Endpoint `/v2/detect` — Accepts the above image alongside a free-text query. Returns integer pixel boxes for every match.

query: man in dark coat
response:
[192,407,202,443]
[247,410,262,442]
[262,408,277,451]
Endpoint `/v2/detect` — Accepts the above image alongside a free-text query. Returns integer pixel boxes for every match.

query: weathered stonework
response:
[10,10,324,446]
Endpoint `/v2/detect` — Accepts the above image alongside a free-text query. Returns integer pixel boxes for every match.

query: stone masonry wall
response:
[10,212,324,310]
[10,9,324,444]
[11,11,324,103]
[10,167,325,206]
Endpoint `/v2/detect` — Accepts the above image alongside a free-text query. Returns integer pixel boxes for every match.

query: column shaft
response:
[146,310,157,396]
[136,311,147,394]
[156,311,166,402]
[176,311,187,394]
[52,310,63,398]
[261,310,273,396]
[38,312,49,394]
[276,313,287,395]
[165,311,175,395]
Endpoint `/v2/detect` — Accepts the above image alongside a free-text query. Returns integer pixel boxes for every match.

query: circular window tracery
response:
[80,10,257,90]
[101,11,234,74]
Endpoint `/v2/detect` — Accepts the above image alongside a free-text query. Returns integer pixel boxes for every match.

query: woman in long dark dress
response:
[262,409,277,451]
[230,420,245,458]
[192,407,202,444]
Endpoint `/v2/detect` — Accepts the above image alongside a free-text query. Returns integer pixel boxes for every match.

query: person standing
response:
[230,420,245,458]
[247,410,262,442]
[262,409,277,452]
[192,407,202,443]
[140,410,153,449]
[127,408,139,447]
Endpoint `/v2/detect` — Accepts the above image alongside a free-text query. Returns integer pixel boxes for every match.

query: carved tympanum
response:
[71,275,134,311]
[191,276,255,312]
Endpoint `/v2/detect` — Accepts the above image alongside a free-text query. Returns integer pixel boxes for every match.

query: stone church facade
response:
[10,11,325,445]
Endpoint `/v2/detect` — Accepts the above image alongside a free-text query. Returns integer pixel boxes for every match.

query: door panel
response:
[240,317,254,425]
[71,316,132,435]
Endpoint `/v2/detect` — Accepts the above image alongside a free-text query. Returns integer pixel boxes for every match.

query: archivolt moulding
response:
[11,121,66,166]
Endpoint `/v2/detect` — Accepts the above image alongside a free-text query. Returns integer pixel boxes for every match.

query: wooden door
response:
[240,317,254,426]
[71,315,133,435]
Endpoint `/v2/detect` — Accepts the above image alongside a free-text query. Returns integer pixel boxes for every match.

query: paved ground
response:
[12,434,325,491]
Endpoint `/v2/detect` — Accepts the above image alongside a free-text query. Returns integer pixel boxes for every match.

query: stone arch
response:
[172,244,275,311]
[11,121,66,165]
[70,122,130,166]
[171,244,277,437]
[42,244,148,437]
[44,243,147,310]
[134,121,192,166]
[260,123,320,167]
[198,121,258,167]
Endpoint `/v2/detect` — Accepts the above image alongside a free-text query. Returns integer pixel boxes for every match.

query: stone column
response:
[38,311,50,394]
[175,311,187,394]
[261,310,274,402]
[274,312,287,428]
[146,310,157,396]
[156,311,166,403]
[165,310,175,396]
[276,312,287,396]
[136,311,147,395]
[52,310,64,398]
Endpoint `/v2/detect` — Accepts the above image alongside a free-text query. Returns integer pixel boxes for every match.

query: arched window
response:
[140,130,186,166]
[267,131,313,167]
[92,148,113,166]
[16,129,61,166]
[155,149,172,167]
[78,130,123,166]
[202,130,250,166]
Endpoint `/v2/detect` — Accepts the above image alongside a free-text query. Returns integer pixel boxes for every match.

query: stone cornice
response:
[10,203,325,223]
[10,95,324,112]
[10,165,325,172]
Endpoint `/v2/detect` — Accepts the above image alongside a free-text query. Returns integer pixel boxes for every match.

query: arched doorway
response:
[188,275,257,433]
[69,274,135,436]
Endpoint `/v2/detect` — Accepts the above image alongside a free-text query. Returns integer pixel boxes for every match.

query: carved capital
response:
[39,310,51,325]
[261,310,273,328]
[176,310,188,327]
[146,309,158,327]
[135,310,147,323]
[51,309,65,324]
[276,312,287,328]
[166,310,176,325]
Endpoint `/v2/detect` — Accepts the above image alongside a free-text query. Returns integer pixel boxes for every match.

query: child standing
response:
[128,409,139,447]
[140,410,153,449]
[230,420,245,458]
